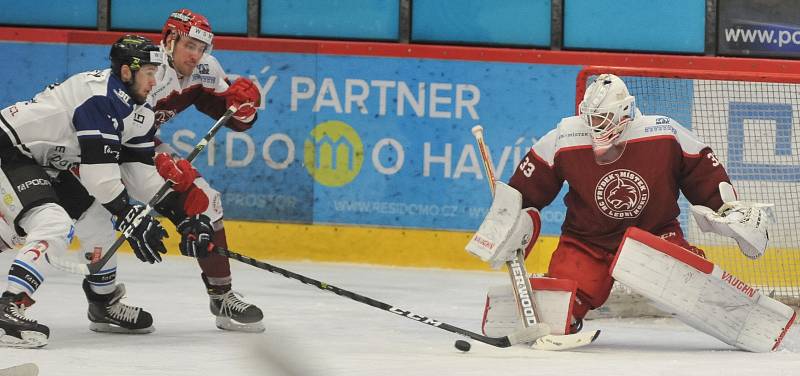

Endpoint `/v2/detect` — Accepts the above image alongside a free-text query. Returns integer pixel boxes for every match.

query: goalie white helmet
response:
[579,74,636,164]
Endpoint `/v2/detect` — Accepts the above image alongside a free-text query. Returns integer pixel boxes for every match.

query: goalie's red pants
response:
[546,230,705,329]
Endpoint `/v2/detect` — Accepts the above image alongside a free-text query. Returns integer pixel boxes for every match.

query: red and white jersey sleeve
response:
[509,115,731,252]
[508,128,565,210]
[671,124,729,210]
[148,49,252,131]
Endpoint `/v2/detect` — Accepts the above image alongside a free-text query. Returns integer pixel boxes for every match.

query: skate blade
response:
[89,322,155,334]
[215,316,265,333]
[0,330,48,349]
[0,362,39,376]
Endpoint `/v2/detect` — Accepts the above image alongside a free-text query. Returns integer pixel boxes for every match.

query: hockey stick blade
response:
[0,363,38,376]
[530,330,601,351]
[506,323,551,345]
[214,246,547,348]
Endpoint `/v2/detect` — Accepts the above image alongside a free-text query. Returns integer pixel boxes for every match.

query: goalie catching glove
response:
[690,182,774,259]
[466,182,541,269]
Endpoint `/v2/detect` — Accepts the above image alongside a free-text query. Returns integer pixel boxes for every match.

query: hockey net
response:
[576,66,800,316]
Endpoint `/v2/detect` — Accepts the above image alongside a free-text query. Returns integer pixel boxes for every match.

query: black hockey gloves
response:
[103,189,168,264]
[116,204,169,263]
[176,214,214,258]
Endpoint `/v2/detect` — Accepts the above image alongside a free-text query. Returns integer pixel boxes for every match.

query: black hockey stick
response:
[213,246,545,348]
[47,106,237,276]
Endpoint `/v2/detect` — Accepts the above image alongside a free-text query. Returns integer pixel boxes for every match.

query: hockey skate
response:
[203,274,265,332]
[82,279,154,334]
[0,292,49,348]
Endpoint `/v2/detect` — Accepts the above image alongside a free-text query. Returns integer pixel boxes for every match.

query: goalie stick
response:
[46,106,238,276]
[213,246,546,348]
[471,125,600,351]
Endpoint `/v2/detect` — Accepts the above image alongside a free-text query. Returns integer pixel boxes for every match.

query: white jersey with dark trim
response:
[0,69,161,204]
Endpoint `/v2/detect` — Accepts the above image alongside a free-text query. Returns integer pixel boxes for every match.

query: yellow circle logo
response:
[3,194,13,206]
[304,120,364,187]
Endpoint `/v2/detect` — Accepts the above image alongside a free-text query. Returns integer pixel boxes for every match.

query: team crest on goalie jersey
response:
[595,169,650,219]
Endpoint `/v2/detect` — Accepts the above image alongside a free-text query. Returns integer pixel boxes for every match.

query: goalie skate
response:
[83,280,154,334]
[0,292,48,348]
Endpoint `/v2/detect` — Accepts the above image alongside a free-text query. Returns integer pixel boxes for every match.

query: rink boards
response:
[0,28,797,284]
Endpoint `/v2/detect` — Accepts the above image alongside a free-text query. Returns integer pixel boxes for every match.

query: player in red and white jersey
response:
[147,9,264,332]
[470,74,773,336]
[149,9,257,132]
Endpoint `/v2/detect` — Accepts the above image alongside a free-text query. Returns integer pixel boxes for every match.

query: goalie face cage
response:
[577,66,800,308]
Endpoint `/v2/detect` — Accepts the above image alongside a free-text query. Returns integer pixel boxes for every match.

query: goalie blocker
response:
[612,227,796,352]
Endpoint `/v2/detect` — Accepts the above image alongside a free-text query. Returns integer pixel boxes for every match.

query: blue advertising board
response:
[0,41,579,234]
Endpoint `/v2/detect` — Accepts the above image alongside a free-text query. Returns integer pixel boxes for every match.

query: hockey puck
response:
[454,339,471,352]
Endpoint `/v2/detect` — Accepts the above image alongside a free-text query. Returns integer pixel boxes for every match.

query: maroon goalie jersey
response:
[508,114,731,253]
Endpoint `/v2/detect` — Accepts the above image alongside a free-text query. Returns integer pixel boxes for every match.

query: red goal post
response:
[576,66,800,312]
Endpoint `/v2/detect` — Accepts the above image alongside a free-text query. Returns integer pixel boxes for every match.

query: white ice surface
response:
[0,252,798,376]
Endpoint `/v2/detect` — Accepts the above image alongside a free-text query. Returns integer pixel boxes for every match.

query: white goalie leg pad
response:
[611,227,796,352]
[482,277,577,337]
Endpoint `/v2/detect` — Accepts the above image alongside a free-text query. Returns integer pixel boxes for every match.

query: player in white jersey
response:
[0,35,173,347]
[146,9,264,332]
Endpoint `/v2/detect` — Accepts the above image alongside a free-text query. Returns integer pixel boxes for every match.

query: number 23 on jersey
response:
[519,156,535,177]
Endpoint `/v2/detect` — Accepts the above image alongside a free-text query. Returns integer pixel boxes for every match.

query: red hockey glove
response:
[181,186,209,217]
[154,153,209,216]
[223,77,260,122]
[154,153,198,192]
